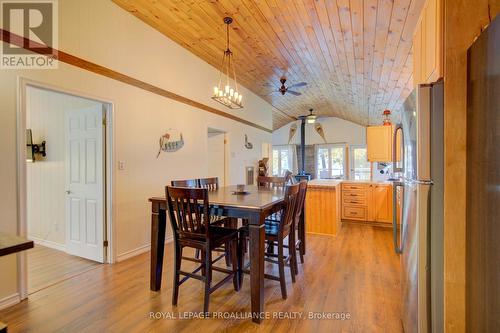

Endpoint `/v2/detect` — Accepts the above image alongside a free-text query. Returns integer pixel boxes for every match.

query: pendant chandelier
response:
[212,17,243,109]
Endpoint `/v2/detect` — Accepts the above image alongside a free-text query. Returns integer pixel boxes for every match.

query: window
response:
[350,145,371,180]
[315,144,347,179]
[272,145,297,176]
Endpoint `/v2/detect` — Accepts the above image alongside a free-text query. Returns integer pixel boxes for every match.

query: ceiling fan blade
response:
[286,90,302,96]
[287,82,307,89]
[262,91,280,96]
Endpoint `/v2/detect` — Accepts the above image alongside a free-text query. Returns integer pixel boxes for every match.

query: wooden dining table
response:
[148,185,285,323]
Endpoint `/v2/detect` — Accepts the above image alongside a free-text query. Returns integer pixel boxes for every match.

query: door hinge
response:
[102,117,107,126]
[103,240,109,247]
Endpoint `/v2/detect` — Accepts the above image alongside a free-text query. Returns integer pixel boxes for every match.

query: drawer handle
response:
[350,201,358,203]
[351,212,358,215]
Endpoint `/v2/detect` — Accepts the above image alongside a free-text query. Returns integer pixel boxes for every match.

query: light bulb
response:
[230,88,234,97]
[238,95,242,103]
[219,90,223,97]
[225,85,230,94]
[213,86,218,96]
[307,118,315,124]
[234,92,239,99]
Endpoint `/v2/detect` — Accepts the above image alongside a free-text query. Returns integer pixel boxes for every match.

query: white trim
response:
[29,237,66,252]
[0,293,21,311]
[16,77,116,301]
[116,237,173,262]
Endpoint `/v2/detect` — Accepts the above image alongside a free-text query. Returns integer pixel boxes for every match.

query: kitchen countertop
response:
[307,179,394,188]
[307,179,343,188]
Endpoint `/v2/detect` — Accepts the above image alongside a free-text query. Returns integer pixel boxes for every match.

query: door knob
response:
[66,190,71,194]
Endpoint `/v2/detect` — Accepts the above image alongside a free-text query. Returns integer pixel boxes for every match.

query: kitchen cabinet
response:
[371,184,393,223]
[413,0,443,85]
[305,180,341,235]
[367,125,400,162]
[341,182,393,224]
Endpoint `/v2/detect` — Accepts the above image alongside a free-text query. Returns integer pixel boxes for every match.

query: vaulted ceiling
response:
[113,0,425,129]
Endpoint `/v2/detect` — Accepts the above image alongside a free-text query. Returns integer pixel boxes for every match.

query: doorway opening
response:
[207,128,227,186]
[18,81,113,296]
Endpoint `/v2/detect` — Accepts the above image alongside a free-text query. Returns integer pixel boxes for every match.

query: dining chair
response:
[171,179,200,188]
[166,186,239,313]
[283,170,297,184]
[238,183,300,299]
[257,176,286,189]
[199,176,237,265]
[284,180,308,274]
[199,177,219,190]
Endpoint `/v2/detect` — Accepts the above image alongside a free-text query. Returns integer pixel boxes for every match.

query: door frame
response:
[16,77,116,300]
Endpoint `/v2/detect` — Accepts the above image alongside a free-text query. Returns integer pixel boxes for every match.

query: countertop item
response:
[0,233,34,257]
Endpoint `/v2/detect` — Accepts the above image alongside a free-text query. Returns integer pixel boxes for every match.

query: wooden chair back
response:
[283,170,295,184]
[199,177,219,191]
[278,183,301,236]
[165,186,209,240]
[171,179,199,188]
[293,181,308,226]
[257,176,286,189]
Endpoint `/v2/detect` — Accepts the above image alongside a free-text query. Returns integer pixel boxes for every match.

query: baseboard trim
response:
[116,236,173,262]
[29,236,66,252]
[0,293,20,310]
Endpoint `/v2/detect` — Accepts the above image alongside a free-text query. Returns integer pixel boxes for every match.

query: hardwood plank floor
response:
[1,224,401,332]
[28,244,101,294]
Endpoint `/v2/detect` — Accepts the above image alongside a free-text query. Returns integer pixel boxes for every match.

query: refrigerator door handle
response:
[393,124,404,173]
[392,181,404,254]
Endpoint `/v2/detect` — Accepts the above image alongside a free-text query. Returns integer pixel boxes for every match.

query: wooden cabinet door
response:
[367,126,392,162]
[372,185,393,223]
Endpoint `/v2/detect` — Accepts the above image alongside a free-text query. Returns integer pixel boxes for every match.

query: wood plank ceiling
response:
[113,0,425,130]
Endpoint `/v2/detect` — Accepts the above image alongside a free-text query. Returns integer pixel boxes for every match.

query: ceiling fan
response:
[265,77,307,96]
[297,108,324,124]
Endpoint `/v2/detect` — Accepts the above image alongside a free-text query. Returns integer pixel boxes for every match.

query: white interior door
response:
[207,132,226,186]
[65,105,104,262]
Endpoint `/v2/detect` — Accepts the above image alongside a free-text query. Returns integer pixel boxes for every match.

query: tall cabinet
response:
[413,0,443,85]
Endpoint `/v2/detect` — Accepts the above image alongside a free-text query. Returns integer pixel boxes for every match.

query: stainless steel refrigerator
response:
[392,81,444,333]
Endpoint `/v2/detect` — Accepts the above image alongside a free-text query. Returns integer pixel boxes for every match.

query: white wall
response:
[26,86,102,247]
[272,117,366,146]
[0,0,273,303]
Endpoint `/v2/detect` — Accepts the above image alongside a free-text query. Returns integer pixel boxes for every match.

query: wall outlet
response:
[118,161,125,170]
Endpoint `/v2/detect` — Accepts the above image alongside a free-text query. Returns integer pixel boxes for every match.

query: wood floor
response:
[28,244,100,294]
[1,224,401,332]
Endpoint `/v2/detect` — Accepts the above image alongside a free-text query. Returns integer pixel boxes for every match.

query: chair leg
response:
[289,235,297,281]
[203,247,212,314]
[224,240,231,267]
[278,242,287,299]
[231,238,239,291]
[201,250,206,277]
[267,240,275,254]
[195,249,200,260]
[299,241,305,264]
[237,232,245,287]
[172,245,182,306]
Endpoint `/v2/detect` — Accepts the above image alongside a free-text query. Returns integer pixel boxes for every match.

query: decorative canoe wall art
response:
[288,123,297,143]
[157,129,185,158]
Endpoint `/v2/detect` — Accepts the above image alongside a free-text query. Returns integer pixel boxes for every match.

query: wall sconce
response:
[26,129,46,162]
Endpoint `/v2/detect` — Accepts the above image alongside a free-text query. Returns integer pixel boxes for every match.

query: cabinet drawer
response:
[343,197,367,205]
[342,205,367,220]
[342,190,366,199]
[342,183,368,191]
